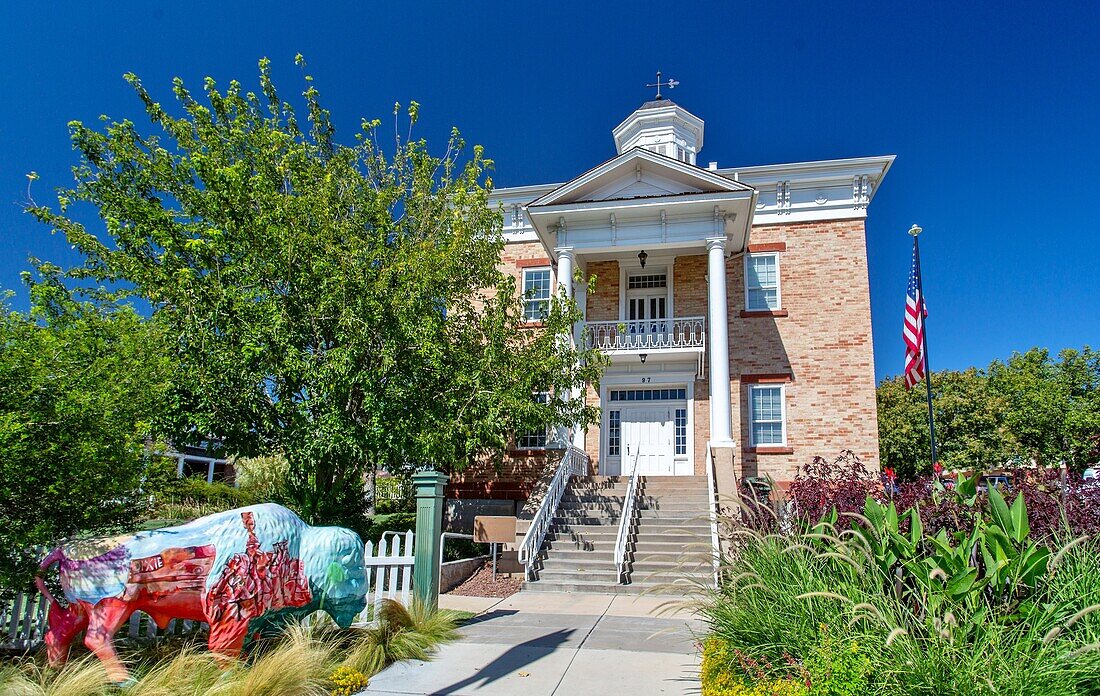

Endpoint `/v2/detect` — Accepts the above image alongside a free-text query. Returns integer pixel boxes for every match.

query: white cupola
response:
[612,98,705,165]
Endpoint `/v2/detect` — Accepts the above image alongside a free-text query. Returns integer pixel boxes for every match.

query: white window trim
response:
[619,258,675,321]
[521,266,552,323]
[749,383,788,447]
[599,376,695,475]
[516,391,552,450]
[744,252,782,312]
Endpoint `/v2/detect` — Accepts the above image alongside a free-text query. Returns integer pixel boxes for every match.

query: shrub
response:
[803,628,871,696]
[701,636,808,696]
[233,454,290,502]
[356,513,417,545]
[329,666,369,695]
[146,476,262,524]
[787,451,884,529]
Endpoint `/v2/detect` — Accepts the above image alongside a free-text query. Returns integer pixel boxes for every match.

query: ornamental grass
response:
[693,495,1100,695]
[0,599,462,696]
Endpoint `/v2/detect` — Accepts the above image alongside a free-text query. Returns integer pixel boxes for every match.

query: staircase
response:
[523,475,714,594]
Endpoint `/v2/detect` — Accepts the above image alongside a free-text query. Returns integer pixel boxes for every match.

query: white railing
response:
[518,445,589,580]
[705,442,721,586]
[614,449,643,584]
[585,316,706,352]
[353,530,415,625]
[3,532,416,649]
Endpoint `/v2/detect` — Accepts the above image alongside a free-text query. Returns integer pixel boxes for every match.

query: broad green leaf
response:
[1010,492,1029,543]
[987,484,1013,536]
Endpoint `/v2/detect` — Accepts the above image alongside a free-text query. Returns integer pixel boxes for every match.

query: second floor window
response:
[523,268,551,321]
[745,253,781,311]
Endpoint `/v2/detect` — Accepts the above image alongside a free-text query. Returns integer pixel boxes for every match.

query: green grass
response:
[693,529,1100,695]
[0,599,461,695]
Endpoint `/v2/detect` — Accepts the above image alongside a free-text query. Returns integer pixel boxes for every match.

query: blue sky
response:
[1,1,1097,381]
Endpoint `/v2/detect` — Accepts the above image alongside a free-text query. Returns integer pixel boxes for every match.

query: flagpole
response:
[909,224,938,468]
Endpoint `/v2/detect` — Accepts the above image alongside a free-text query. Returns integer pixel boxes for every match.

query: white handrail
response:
[705,441,720,586]
[614,448,643,584]
[517,444,589,580]
[585,316,706,352]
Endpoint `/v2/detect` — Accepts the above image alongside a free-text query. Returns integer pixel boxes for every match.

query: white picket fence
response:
[1,530,416,651]
[353,530,415,625]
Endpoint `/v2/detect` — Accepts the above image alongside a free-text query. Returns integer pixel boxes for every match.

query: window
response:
[750,385,786,446]
[608,410,621,456]
[517,392,550,449]
[675,408,687,455]
[609,388,686,402]
[522,268,551,321]
[745,253,781,311]
[627,273,667,290]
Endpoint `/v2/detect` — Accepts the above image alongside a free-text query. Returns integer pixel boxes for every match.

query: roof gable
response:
[528,147,752,209]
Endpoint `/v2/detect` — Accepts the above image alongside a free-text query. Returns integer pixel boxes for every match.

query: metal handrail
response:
[517,444,589,580]
[614,448,643,584]
[585,316,706,352]
[705,441,721,586]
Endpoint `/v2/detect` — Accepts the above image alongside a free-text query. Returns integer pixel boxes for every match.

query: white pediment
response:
[586,169,703,202]
[528,147,752,210]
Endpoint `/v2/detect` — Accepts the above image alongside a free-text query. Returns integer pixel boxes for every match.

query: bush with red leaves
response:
[784,450,1100,543]
[787,450,885,529]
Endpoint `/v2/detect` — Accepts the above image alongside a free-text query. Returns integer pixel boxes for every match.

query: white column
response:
[555,247,580,450]
[706,238,734,444]
[572,277,587,452]
[556,247,574,305]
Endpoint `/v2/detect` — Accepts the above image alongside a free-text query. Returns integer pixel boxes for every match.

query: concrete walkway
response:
[363,592,703,695]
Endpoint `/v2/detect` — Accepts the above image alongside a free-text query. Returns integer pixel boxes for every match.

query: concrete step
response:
[557,502,626,513]
[521,580,685,595]
[633,540,715,554]
[558,494,628,504]
[540,549,616,562]
[536,567,623,582]
[525,573,711,593]
[547,531,706,547]
[638,518,712,529]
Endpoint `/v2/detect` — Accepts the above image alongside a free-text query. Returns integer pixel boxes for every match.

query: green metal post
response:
[412,470,448,609]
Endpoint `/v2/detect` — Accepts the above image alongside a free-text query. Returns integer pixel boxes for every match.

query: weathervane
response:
[646,71,679,100]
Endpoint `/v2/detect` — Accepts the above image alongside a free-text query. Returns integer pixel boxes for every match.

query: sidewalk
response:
[363,591,703,695]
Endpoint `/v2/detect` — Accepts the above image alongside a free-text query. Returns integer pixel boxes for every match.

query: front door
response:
[622,407,675,476]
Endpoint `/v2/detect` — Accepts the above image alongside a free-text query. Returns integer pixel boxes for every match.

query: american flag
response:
[903,241,928,388]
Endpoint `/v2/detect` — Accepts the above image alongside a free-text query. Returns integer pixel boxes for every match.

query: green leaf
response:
[946,567,978,597]
[908,506,923,546]
[987,484,1013,536]
[1009,492,1029,543]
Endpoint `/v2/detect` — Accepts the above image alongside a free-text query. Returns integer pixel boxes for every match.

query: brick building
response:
[448,96,890,524]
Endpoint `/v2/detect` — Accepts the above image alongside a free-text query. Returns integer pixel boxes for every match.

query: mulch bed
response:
[446,561,522,598]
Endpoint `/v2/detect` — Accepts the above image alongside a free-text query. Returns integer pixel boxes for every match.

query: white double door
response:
[620,407,676,476]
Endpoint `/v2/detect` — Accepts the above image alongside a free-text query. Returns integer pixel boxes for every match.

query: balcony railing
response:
[585,316,706,352]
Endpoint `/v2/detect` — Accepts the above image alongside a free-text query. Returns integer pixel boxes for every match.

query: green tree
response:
[0,269,172,591]
[988,347,1100,468]
[878,368,1016,480]
[28,58,603,529]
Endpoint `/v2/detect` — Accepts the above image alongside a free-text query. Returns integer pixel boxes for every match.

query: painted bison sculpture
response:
[36,503,367,683]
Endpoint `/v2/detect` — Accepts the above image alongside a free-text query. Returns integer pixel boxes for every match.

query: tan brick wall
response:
[586,261,620,322]
[500,240,553,287]
[730,220,879,485]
